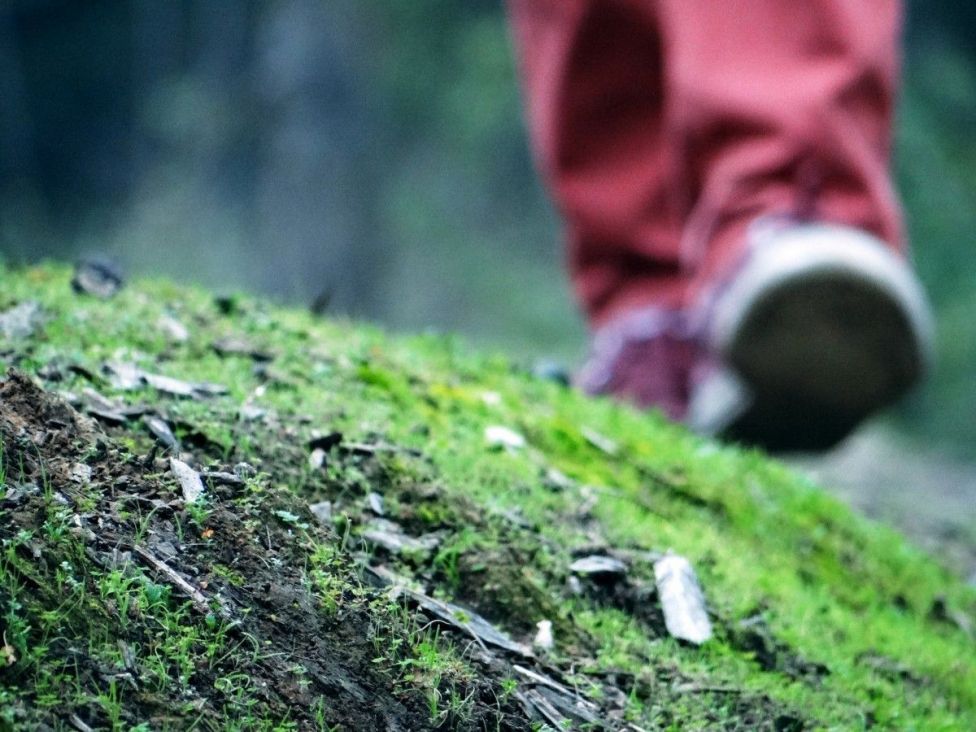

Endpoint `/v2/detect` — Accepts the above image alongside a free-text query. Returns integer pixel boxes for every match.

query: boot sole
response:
[692,224,933,452]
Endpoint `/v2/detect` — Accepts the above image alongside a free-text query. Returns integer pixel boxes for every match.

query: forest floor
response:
[0,263,974,731]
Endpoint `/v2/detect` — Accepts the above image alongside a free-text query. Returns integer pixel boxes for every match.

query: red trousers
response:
[508,0,904,326]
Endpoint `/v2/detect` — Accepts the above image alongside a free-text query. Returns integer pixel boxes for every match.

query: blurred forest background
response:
[1,0,974,458]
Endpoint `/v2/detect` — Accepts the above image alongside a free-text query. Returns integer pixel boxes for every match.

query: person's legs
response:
[506,0,686,326]
[508,0,904,322]
[508,0,929,447]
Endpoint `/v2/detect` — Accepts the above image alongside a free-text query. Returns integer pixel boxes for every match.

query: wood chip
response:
[405,588,530,657]
[581,427,619,456]
[104,362,227,399]
[570,555,628,577]
[362,520,441,556]
[200,470,244,487]
[81,387,129,424]
[170,458,204,503]
[146,416,179,449]
[131,544,228,616]
[308,448,327,469]
[654,554,712,644]
[533,620,554,651]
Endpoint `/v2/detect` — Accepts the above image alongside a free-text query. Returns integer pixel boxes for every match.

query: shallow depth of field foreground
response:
[0,264,974,730]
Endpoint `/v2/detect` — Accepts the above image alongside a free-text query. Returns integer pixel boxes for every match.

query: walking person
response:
[508,0,934,450]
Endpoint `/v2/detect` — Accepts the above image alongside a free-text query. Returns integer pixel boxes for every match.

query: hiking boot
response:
[576,308,701,421]
[687,219,934,451]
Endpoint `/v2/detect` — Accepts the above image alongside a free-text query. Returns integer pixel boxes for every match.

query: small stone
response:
[0,301,42,340]
[234,462,257,480]
[153,540,179,559]
[308,448,327,470]
[545,468,574,491]
[188,380,229,398]
[308,432,343,451]
[36,362,64,381]
[69,464,92,485]
[200,470,244,487]
[485,425,525,450]
[367,492,385,516]
[309,501,333,524]
[81,388,128,424]
[105,362,227,399]
[239,404,267,422]
[72,258,124,298]
[145,372,197,397]
[170,458,205,503]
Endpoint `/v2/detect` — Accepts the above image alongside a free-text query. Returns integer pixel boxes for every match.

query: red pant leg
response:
[658,0,905,292]
[507,0,687,325]
[508,0,904,326]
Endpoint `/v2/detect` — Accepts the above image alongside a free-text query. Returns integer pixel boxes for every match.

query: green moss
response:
[1,262,974,730]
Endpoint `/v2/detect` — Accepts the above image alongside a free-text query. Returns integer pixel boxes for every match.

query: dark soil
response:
[0,372,529,731]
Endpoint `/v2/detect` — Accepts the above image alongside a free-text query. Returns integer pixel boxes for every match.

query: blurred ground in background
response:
[1,2,974,568]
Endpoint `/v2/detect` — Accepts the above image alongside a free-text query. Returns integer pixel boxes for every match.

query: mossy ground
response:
[0,263,974,730]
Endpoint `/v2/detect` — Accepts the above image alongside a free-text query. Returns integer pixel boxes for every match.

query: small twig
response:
[515,689,566,729]
[68,713,95,732]
[131,544,215,615]
[672,683,742,695]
